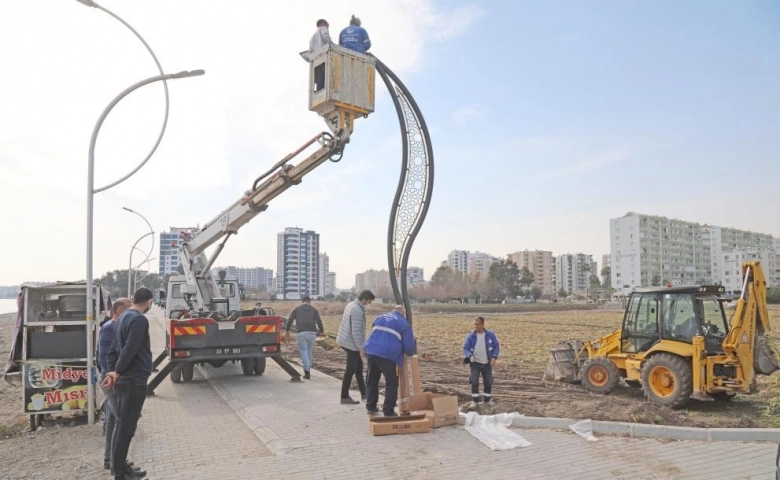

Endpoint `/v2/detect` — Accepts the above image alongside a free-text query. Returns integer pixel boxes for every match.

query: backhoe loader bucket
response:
[544,340,586,383]
[755,335,780,375]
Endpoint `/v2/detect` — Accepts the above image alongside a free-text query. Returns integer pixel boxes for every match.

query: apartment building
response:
[355,269,391,297]
[214,266,273,291]
[323,272,337,296]
[610,212,774,294]
[158,227,198,275]
[507,250,555,295]
[554,253,597,295]
[406,266,425,285]
[720,249,779,291]
[445,250,497,279]
[276,227,320,300]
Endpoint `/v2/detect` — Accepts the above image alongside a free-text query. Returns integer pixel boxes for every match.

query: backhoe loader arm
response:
[723,261,779,378]
[178,132,344,312]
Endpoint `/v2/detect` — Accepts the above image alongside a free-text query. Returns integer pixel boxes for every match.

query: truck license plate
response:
[215,347,241,355]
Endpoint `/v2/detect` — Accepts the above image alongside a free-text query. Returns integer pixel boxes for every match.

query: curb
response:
[457,414,780,443]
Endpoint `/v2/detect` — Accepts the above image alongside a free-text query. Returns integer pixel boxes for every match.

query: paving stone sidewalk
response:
[132,310,778,480]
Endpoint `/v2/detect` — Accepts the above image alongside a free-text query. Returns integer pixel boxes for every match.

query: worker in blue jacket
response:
[462,316,500,407]
[364,305,416,417]
[339,15,371,54]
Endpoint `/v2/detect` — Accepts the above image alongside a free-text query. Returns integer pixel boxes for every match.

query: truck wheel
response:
[581,357,620,394]
[182,363,194,382]
[170,366,182,384]
[253,357,266,376]
[241,359,255,375]
[641,353,692,408]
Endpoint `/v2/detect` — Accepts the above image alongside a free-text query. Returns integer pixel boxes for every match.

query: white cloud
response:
[0,0,480,285]
[451,105,486,124]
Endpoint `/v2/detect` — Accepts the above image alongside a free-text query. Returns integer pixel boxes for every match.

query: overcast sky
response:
[1,0,778,287]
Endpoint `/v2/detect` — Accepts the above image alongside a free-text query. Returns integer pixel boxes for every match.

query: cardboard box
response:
[408,392,459,428]
[398,355,422,414]
[369,414,431,436]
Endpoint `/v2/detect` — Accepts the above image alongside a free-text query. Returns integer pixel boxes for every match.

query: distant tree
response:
[518,266,535,288]
[431,265,457,286]
[557,288,568,298]
[601,266,611,289]
[488,260,521,299]
[529,285,543,301]
[651,274,661,286]
[477,278,504,303]
[323,293,336,301]
[588,274,601,301]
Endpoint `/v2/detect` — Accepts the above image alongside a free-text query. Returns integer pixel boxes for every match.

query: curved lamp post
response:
[127,231,154,297]
[76,0,204,425]
[124,207,154,296]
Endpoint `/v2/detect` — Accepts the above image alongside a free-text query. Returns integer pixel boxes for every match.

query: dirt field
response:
[272,301,780,429]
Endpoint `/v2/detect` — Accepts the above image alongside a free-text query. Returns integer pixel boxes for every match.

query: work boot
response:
[340,396,359,405]
[303,371,311,380]
[366,407,379,415]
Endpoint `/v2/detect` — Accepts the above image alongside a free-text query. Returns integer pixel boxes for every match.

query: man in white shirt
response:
[307,19,332,92]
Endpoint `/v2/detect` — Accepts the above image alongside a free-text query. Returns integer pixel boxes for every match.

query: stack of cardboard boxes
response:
[368,355,459,436]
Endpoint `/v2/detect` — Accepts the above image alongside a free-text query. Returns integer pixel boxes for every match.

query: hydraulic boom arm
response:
[178,132,345,313]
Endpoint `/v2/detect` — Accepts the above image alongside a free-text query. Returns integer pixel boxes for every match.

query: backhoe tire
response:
[182,363,194,382]
[241,359,255,375]
[625,379,642,389]
[170,366,182,384]
[581,357,620,394]
[253,357,266,376]
[641,353,692,409]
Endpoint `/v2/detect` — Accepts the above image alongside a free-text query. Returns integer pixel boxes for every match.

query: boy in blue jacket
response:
[462,316,499,407]
[364,305,416,416]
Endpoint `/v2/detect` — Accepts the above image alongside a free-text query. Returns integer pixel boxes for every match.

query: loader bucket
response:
[755,335,780,375]
[544,340,585,383]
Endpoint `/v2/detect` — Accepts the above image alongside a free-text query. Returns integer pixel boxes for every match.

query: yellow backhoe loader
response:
[546,261,779,408]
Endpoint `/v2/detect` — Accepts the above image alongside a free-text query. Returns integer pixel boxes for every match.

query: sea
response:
[0,298,19,315]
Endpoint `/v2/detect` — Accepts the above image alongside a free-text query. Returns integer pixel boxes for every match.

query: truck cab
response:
[165,273,241,320]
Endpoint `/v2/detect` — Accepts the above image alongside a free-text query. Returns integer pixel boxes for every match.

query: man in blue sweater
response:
[364,305,416,417]
[104,288,154,480]
[339,15,371,54]
[97,297,131,472]
[462,316,500,407]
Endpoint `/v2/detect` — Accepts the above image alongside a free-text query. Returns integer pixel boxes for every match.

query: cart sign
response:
[22,361,88,414]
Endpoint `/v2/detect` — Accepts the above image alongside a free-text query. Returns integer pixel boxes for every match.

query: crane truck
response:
[147,44,377,394]
[547,260,780,408]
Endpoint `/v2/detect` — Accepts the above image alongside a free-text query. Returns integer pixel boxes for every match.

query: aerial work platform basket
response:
[305,43,375,137]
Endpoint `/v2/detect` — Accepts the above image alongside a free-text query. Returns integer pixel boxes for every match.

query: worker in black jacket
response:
[103,288,154,480]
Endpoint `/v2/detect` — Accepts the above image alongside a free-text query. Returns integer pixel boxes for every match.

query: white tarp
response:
[568,419,598,442]
[463,412,532,450]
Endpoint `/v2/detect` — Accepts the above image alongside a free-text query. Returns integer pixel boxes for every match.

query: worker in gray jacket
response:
[336,290,375,404]
[285,296,324,380]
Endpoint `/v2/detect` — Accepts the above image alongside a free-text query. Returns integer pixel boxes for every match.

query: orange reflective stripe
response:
[245,324,277,333]
[173,326,207,335]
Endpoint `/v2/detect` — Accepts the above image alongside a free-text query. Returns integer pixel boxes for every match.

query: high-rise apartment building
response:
[610,212,774,294]
[355,269,392,297]
[214,266,273,291]
[277,227,320,300]
[445,250,497,279]
[318,253,330,297]
[323,272,337,296]
[446,250,469,276]
[507,250,555,295]
[159,227,198,275]
[554,254,597,295]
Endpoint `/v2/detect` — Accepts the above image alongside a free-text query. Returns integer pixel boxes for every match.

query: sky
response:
[0,0,778,288]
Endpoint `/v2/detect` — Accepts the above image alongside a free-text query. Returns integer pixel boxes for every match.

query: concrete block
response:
[591,420,633,436]
[631,423,709,441]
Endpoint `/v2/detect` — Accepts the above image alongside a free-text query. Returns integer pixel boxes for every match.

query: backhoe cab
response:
[546,261,780,408]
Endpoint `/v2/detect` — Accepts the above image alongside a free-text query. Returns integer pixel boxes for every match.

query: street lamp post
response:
[127,231,154,297]
[76,0,204,425]
[124,207,154,296]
